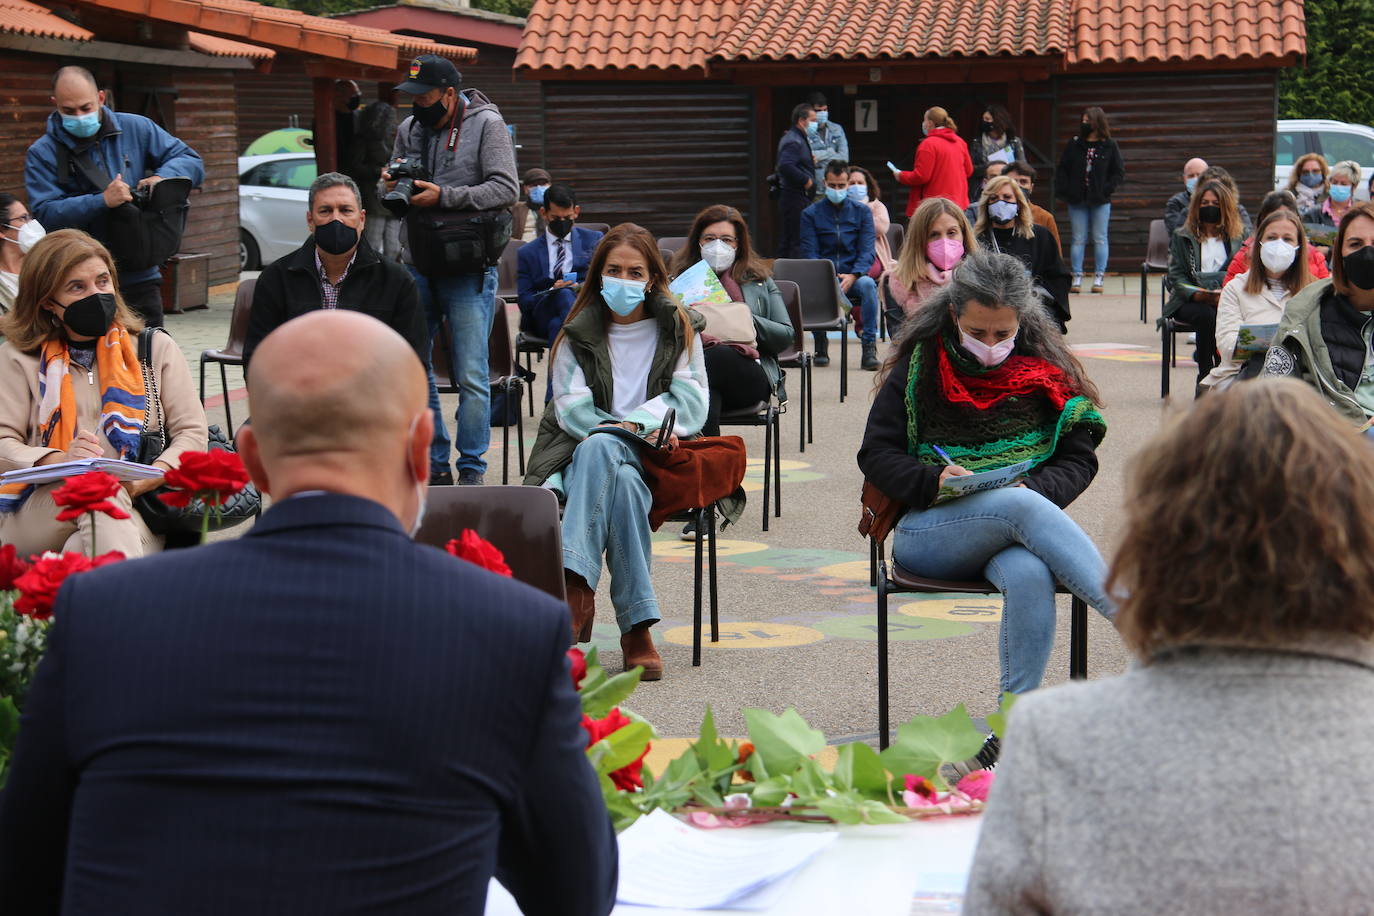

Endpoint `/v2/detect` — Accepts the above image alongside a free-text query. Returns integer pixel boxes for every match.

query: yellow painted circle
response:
[661,621,824,649]
[898,596,1003,623]
[816,559,873,583]
[652,538,768,558]
[745,458,812,472]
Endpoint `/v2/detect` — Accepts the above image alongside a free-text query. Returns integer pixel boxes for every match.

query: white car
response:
[238,153,317,270]
[1275,120,1374,200]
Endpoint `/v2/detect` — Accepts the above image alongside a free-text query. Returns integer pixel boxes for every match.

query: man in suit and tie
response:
[0,310,618,916]
[516,183,603,345]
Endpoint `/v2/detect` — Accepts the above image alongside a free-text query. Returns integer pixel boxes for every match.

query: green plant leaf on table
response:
[832,742,892,801]
[879,704,987,787]
[580,668,643,720]
[693,706,738,775]
[813,791,906,826]
[986,693,1018,741]
[743,707,826,780]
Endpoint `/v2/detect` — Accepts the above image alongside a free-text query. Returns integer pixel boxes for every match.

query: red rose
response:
[12,550,125,619]
[581,707,648,792]
[567,647,587,690]
[0,544,28,591]
[444,529,513,578]
[51,471,130,522]
[159,450,249,508]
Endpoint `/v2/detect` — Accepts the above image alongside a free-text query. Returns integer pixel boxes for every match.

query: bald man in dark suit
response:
[0,310,617,915]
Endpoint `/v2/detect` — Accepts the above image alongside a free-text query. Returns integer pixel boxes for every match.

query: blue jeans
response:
[561,434,659,634]
[843,275,879,344]
[412,266,498,475]
[1067,202,1110,278]
[891,486,1116,698]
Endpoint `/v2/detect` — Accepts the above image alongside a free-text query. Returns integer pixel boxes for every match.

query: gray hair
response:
[308,172,362,211]
[884,249,1100,401]
[1331,160,1362,185]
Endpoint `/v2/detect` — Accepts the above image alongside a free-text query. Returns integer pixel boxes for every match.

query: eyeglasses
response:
[701,234,737,247]
[4,213,31,228]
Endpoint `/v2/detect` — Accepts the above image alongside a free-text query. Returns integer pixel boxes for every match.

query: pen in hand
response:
[931,444,956,466]
[931,444,971,484]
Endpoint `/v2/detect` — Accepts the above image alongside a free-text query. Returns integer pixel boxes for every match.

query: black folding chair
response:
[773,258,850,401]
[774,279,812,451]
[1140,220,1170,323]
[199,278,254,432]
[1160,317,1197,399]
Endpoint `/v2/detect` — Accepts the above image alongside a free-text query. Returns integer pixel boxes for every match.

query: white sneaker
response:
[1071,274,1083,292]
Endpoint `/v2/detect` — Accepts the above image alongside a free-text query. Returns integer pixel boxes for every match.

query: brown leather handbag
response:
[857,479,902,544]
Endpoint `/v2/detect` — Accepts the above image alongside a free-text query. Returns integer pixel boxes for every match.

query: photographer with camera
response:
[386,55,518,487]
[242,172,425,369]
[24,66,203,327]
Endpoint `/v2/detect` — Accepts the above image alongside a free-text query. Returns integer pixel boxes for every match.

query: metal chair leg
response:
[198,356,207,406]
[501,398,510,485]
[806,358,814,445]
[869,536,878,587]
[516,390,526,477]
[523,352,536,417]
[1070,595,1088,679]
[1139,267,1147,323]
[797,366,806,453]
[839,324,849,402]
[220,362,233,433]
[772,406,781,519]
[692,506,704,667]
[1161,321,1171,399]
[761,410,772,532]
[877,555,890,749]
[707,505,719,642]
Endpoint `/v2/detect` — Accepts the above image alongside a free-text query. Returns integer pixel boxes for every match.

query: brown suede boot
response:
[620,623,663,681]
[564,570,595,645]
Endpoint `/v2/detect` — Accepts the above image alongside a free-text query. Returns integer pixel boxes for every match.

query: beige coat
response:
[0,332,207,556]
[1202,272,1288,390]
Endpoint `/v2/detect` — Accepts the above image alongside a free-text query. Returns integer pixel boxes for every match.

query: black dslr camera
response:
[382,158,430,217]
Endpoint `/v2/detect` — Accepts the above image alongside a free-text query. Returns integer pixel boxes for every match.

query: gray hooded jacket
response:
[390,89,519,265]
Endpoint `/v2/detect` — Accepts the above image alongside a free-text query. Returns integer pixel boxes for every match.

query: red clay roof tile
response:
[516,0,1303,71]
[0,0,95,40]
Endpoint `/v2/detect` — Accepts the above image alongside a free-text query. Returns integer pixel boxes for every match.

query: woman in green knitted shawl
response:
[858,250,1117,768]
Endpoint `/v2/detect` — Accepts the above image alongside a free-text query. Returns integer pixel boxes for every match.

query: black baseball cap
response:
[397,55,462,94]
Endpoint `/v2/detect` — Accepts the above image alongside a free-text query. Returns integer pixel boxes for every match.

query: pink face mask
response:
[926,237,965,272]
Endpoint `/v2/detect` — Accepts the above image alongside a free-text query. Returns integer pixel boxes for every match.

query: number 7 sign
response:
[855,99,878,132]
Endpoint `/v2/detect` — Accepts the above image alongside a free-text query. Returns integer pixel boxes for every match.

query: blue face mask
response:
[528,184,547,204]
[61,111,101,139]
[816,111,829,123]
[1185,177,1197,193]
[1299,172,1324,189]
[847,184,868,203]
[602,275,647,316]
[806,120,818,136]
[1330,184,1353,203]
[824,187,848,205]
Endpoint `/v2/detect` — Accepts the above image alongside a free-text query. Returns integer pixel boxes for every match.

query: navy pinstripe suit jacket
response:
[0,492,617,915]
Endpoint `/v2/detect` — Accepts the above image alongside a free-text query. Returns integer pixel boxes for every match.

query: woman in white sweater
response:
[1203,209,1316,391]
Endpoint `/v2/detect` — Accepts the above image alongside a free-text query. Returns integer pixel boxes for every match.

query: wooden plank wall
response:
[0,51,240,287]
[235,57,316,152]
[457,47,545,178]
[1051,69,1278,272]
[542,81,753,239]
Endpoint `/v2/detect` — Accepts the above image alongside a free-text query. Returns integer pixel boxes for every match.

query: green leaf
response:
[748,775,792,807]
[586,721,653,776]
[0,697,18,750]
[604,790,646,832]
[833,742,890,800]
[788,757,830,802]
[813,793,864,825]
[579,668,643,719]
[692,706,738,774]
[858,799,911,825]
[879,704,987,783]
[743,708,826,780]
[987,693,1019,740]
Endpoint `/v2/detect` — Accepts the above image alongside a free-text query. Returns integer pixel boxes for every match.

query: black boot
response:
[861,341,879,370]
[813,331,830,367]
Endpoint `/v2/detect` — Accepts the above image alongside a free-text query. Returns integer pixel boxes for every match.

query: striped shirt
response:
[315,248,357,310]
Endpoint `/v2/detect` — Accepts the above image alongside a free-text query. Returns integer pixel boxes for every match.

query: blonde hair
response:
[974,176,1035,239]
[1109,378,1374,659]
[0,229,143,353]
[1330,160,1361,185]
[924,106,957,131]
[1244,210,1313,296]
[892,198,977,290]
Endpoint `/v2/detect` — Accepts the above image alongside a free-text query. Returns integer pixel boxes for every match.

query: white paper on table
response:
[614,809,837,909]
[0,458,165,486]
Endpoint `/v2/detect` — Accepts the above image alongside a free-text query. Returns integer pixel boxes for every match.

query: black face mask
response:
[59,292,117,338]
[346,95,361,111]
[547,217,574,240]
[315,219,358,256]
[1198,205,1222,225]
[980,121,993,134]
[1079,122,1092,140]
[413,96,449,129]
[1344,245,1374,291]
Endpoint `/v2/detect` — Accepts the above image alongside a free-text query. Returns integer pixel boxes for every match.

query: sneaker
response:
[1091,274,1105,294]
[680,519,698,541]
[946,734,1001,780]
[1071,274,1083,293]
[431,469,455,486]
[813,352,831,367]
[457,469,485,486]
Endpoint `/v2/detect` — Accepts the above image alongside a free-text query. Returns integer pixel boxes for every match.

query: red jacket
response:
[1223,237,1330,287]
[895,127,973,216]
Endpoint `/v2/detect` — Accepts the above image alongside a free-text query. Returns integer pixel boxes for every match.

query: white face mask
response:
[701,239,736,273]
[3,219,45,254]
[1259,238,1297,274]
[958,323,1017,368]
[405,411,428,538]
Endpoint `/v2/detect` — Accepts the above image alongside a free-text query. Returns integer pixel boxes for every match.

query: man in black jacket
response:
[244,172,426,368]
[775,102,816,260]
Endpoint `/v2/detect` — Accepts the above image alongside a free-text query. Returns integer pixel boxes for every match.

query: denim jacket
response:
[800,198,875,276]
[809,121,849,189]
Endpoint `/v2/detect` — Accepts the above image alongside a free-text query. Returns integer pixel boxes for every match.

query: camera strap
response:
[444,99,463,153]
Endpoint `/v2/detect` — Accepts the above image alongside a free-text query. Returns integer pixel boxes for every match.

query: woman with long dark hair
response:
[524,224,709,679]
[858,250,1115,769]
[1054,106,1124,293]
[969,104,1025,202]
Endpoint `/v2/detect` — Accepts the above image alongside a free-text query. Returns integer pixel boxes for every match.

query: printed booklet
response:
[1231,322,1279,362]
[933,459,1035,504]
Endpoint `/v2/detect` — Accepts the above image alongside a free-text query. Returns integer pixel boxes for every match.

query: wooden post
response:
[313,76,337,174]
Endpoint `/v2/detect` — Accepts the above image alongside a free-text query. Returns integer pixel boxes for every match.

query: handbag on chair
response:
[134,328,261,536]
[857,479,902,544]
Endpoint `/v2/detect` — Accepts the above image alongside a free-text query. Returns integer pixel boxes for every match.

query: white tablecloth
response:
[484,813,982,916]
